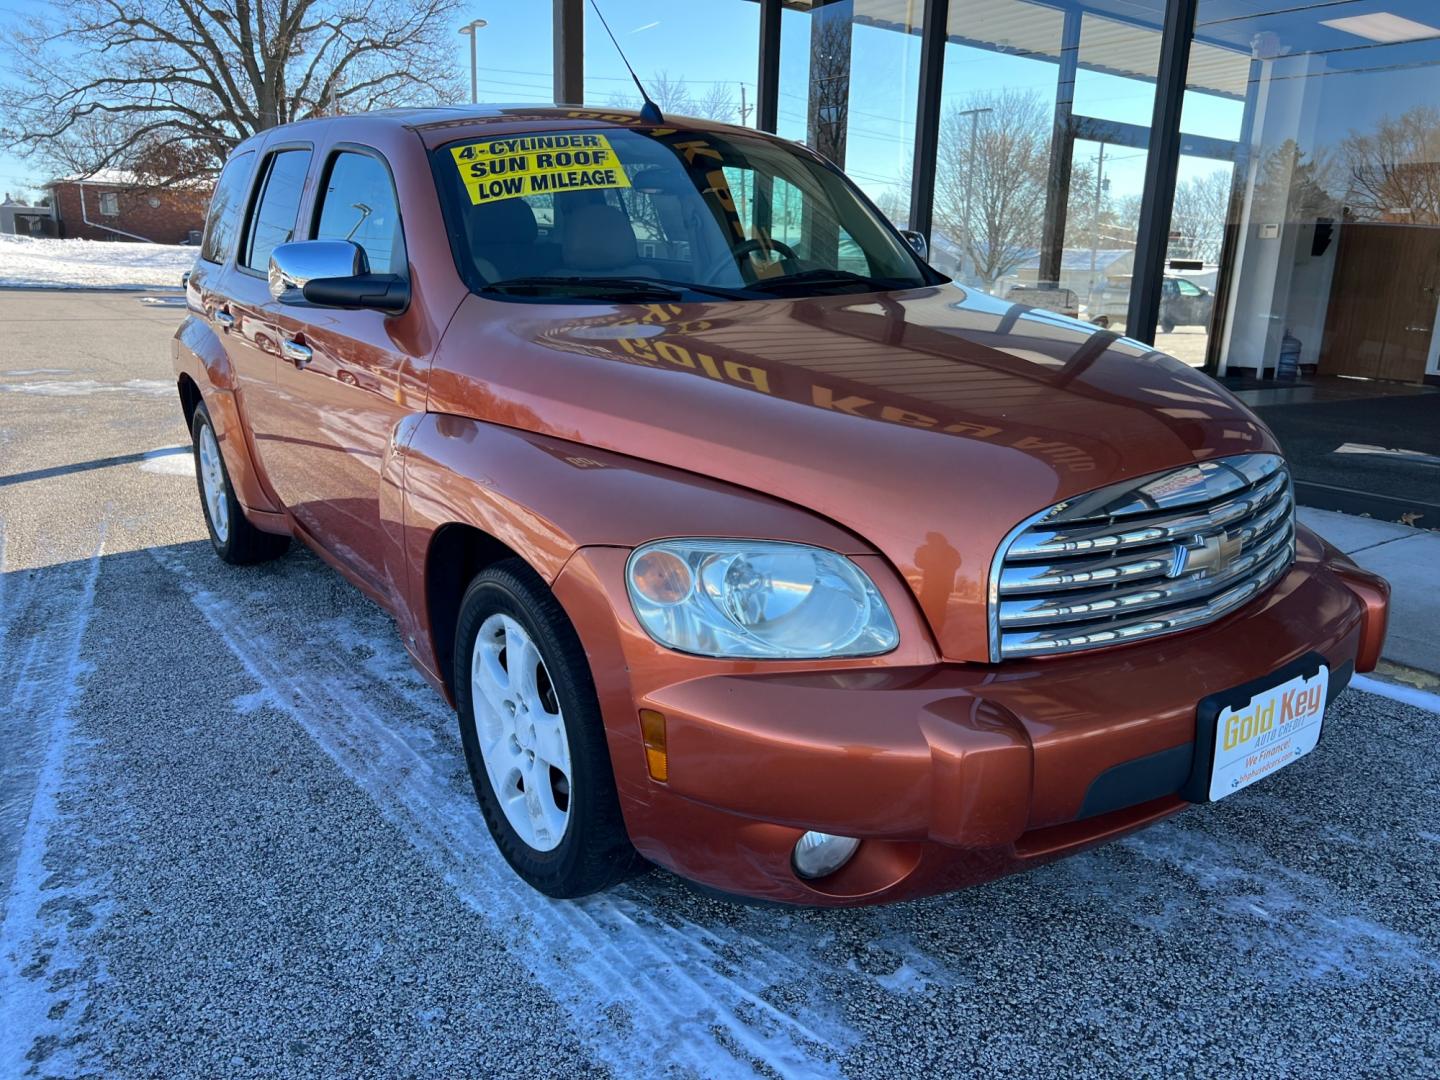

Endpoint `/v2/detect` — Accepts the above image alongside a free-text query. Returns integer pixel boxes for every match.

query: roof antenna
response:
[587,0,664,125]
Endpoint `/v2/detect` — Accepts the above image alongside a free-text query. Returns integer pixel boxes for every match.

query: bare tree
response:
[932,90,1051,286]
[0,0,465,183]
[805,10,850,166]
[1168,169,1232,263]
[1114,192,1144,231]
[1253,139,1337,225]
[1341,105,1440,224]
[646,70,696,116]
[876,185,910,229]
[605,73,739,126]
[1059,157,1104,249]
[692,83,736,125]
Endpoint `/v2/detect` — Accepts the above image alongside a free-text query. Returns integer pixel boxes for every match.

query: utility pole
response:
[1089,141,1107,296]
[737,84,752,221]
[459,19,488,104]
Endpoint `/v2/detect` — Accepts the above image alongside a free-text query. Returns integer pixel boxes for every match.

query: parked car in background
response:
[173,106,1389,907]
[1005,283,1080,319]
[1085,275,1215,332]
[1159,274,1215,332]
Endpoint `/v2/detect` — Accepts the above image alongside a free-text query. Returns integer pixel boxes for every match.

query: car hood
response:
[428,284,1276,661]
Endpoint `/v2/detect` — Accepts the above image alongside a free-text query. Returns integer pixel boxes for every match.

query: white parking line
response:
[1352,674,1440,716]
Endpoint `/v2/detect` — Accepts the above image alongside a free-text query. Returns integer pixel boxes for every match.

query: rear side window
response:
[200,151,255,265]
[313,151,405,275]
[241,149,312,273]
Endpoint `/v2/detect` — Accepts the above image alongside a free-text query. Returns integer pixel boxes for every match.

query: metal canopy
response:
[781,0,1251,99]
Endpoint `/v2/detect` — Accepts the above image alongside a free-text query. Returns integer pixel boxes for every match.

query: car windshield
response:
[431,124,938,301]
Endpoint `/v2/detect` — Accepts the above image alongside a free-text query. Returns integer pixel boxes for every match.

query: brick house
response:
[46,171,211,244]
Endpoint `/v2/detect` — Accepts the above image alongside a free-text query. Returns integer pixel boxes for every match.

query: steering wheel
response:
[699,237,800,284]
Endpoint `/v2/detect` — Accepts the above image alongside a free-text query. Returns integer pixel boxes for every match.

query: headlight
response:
[625,539,899,659]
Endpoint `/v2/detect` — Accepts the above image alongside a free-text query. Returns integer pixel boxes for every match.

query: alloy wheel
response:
[469,613,572,851]
[197,421,230,543]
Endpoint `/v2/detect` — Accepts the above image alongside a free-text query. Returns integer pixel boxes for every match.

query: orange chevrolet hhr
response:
[173,107,1389,906]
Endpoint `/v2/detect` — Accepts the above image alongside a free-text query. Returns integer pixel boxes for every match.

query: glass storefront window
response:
[1062,136,1148,334]
[1149,151,1236,365]
[929,2,1067,290]
[1062,5,1165,335]
[777,0,922,227]
[1176,0,1440,520]
[929,0,1163,326]
[582,1,760,126]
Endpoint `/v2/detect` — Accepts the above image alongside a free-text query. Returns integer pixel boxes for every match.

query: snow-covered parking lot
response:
[0,234,195,290]
[1,289,1438,1078]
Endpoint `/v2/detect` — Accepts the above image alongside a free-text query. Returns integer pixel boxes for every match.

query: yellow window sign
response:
[451,134,631,205]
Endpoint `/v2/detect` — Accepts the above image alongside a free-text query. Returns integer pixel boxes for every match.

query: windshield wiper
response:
[746,268,911,295]
[482,275,747,301]
[483,275,682,300]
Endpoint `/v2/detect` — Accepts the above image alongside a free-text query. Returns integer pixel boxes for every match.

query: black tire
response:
[454,558,643,898]
[1160,319,1176,334]
[190,402,290,565]
[1092,315,1110,329]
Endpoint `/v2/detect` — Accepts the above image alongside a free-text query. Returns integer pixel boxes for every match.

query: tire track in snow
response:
[153,547,856,1079]
[0,524,107,1078]
[0,515,33,906]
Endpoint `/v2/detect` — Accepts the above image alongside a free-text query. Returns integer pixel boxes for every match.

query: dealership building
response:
[519,1,1438,522]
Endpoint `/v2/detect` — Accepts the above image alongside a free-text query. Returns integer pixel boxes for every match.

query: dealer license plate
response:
[1209,667,1329,801]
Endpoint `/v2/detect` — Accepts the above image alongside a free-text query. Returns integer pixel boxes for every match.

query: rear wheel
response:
[1092,315,1110,329]
[1160,318,1176,334]
[455,558,642,897]
[191,402,289,565]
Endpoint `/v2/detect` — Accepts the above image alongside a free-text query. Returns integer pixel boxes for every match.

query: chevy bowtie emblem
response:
[1171,532,1245,578]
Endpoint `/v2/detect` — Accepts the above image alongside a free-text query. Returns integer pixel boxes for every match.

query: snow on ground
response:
[137,447,194,476]
[153,547,856,1078]
[0,234,195,290]
[0,377,173,397]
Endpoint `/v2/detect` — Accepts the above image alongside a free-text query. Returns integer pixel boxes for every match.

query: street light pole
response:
[458,19,488,104]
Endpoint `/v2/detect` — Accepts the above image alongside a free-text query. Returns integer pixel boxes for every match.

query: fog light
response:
[792,831,860,880]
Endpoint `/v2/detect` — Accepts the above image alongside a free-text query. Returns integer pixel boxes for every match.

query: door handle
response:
[281,338,312,366]
[214,310,235,329]
[1405,325,1433,333]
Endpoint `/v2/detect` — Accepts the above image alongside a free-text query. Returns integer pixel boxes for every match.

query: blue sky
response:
[1,0,1430,213]
[0,0,1237,209]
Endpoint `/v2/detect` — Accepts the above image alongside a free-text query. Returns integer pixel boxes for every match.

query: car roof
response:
[244,105,778,152]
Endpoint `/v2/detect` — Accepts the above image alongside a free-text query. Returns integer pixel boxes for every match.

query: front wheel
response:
[455,558,643,897]
[190,402,289,565]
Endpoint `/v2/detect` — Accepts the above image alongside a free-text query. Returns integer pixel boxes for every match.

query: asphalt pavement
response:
[2,289,1437,1078]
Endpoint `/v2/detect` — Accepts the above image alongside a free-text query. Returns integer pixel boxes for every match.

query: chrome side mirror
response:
[268,240,369,303]
[899,229,929,262]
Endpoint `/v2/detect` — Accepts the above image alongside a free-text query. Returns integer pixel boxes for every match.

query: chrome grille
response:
[989,454,1295,660]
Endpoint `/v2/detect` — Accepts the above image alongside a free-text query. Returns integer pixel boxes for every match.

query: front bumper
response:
[552,526,1389,906]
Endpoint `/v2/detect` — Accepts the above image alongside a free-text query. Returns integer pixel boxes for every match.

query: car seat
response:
[466,198,553,281]
[558,203,658,279]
